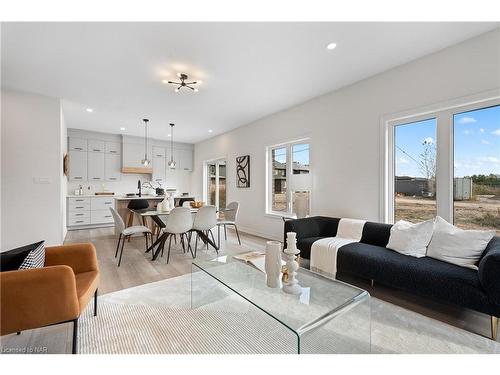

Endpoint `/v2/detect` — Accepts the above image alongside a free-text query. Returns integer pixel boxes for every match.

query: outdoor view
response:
[394,105,499,234]
[271,143,310,214]
[454,105,499,234]
[394,118,437,222]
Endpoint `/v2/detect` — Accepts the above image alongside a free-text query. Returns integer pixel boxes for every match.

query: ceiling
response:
[2,22,498,143]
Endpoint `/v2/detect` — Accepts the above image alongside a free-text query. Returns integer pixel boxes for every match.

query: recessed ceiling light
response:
[208,129,213,133]
[326,42,337,50]
[167,133,171,137]
[86,108,94,112]
[120,127,126,131]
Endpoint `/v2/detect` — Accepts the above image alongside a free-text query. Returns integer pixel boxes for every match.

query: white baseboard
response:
[225,225,281,242]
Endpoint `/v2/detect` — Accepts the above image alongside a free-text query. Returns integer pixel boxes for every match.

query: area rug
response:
[79,274,500,354]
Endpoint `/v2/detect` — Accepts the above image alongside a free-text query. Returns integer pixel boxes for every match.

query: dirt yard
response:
[396,196,500,235]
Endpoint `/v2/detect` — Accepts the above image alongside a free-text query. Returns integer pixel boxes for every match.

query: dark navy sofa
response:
[284,216,500,340]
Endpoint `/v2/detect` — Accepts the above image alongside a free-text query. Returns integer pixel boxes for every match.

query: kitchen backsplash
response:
[67,169,192,196]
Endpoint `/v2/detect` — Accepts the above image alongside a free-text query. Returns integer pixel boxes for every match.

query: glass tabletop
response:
[192,253,369,335]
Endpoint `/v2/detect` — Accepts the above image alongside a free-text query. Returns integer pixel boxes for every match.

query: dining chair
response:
[159,207,194,263]
[109,207,152,267]
[126,199,150,242]
[191,205,218,257]
[217,201,241,246]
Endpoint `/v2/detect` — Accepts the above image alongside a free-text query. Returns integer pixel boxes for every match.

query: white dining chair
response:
[160,207,194,263]
[191,205,218,257]
[217,201,241,246]
[109,207,152,267]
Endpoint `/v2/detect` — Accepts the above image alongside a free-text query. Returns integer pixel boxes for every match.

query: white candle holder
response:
[283,232,302,295]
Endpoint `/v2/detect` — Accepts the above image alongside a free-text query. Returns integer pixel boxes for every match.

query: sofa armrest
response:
[0,266,80,335]
[478,237,500,306]
[45,243,98,274]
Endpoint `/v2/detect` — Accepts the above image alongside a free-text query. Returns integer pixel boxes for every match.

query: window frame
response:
[266,138,311,217]
[381,90,500,224]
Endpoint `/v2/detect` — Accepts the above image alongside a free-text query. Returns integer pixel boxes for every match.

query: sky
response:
[395,105,500,178]
[273,143,309,165]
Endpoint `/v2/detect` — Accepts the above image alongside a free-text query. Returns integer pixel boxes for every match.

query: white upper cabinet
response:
[88,139,105,153]
[176,148,193,171]
[152,156,166,184]
[88,152,105,181]
[105,153,121,181]
[122,142,152,169]
[69,137,87,152]
[105,141,121,154]
[69,150,87,181]
[152,146,166,158]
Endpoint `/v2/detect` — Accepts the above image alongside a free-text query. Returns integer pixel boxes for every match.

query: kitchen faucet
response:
[137,179,141,197]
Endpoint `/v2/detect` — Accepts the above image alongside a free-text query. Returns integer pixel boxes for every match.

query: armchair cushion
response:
[1,241,45,272]
[0,265,80,335]
[45,243,99,274]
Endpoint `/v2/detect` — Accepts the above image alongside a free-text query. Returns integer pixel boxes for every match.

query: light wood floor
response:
[1,227,497,353]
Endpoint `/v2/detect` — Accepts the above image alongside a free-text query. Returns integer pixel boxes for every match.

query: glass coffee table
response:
[191,254,371,354]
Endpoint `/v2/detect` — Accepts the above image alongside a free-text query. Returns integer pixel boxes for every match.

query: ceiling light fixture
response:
[167,123,176,169]
[140,119,151,167]
[208,129,213,133]
[120,127,126,131]
[326,42,337,50]
[166,73,200,93]
[86,108,94,112]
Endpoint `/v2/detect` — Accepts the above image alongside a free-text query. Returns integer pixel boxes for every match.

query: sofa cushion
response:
[19,242,45,270]
[297,236,326,259]
[1,241,45,272]
[360,222,392,247]
[427,216,495,269]
[337,242,497,316]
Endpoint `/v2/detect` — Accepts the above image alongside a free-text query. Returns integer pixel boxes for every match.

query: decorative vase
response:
[168,194,175,210]
[265,241,282,288]
[161,196,169,211]
[283,232,302,295]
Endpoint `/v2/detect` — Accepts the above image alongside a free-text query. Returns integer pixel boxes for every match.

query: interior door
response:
[206,159,226,210]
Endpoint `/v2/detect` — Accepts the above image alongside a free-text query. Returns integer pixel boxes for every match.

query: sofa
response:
[284,216,500,340]
[0,243,100,353]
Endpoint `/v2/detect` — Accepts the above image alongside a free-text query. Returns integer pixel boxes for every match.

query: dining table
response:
[140,208,224,261]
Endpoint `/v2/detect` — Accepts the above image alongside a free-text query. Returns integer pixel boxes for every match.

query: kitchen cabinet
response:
[176,148,193,171]
[69,150,87,181]
[152,156,166,184]
[69,137,87,152]
[122,142,152,170]
[88,139,105,153]
[152,146,166,158]
[105,153,121,181]
[105,141,121,154]
[67,196,115,229]
[88,152,105,181]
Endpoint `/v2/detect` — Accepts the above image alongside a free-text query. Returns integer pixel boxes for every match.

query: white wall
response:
[60,109,68,240]
[1,89,65,250]
[192,29,500,240]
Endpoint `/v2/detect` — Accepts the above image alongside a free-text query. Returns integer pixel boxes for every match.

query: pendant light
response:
[168,123,176,169]
[141,118,151,167]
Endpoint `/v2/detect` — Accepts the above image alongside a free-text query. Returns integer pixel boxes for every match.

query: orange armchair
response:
[0,243,99,354]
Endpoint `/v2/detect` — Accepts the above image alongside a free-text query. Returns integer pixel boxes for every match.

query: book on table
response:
[233,251,285,273]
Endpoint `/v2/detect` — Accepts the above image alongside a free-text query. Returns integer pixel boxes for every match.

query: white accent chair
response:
[191,205,218,257]
[217,201,241,246]
[159,207,194,263]
[109,207,152,267]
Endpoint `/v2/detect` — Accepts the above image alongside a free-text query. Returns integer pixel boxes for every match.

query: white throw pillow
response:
[426,216,495,269]
[386,219,434,258]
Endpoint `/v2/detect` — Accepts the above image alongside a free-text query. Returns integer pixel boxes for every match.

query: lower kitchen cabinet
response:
[67,196,115,229]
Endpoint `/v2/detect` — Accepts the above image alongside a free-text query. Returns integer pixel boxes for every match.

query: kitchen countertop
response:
[68,194,195,200]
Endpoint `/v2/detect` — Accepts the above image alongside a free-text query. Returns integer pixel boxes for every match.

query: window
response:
[453,105,500,232]
[385,96,500,235]
[394,118,437,222]
[267,140,310,216]
[205,159,226,210]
